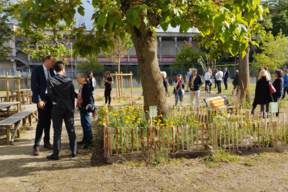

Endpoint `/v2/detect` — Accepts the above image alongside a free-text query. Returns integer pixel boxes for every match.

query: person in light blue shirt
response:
[186,68,192,92]
[282,69,288,99]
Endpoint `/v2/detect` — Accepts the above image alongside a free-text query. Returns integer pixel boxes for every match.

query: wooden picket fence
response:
[103,106,288,163]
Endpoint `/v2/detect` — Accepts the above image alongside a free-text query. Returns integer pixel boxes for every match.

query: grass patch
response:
[95,95,105,101]
[204,161,217,168]
[244,161,253,167]
[205,150,241,163]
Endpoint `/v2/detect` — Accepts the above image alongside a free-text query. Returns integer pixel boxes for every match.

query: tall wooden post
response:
[115,72,119,99]
[120,72,123,98]
[5,72,9,102]
[17,77,21,110]
[130,71,133,99]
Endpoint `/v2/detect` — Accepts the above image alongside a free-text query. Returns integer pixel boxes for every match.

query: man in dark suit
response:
[46,61,77,160]
[223,67,230,90]
[31,55,55,156]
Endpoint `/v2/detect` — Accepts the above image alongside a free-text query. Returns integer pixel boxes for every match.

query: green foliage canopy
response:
[254,31,288,70]
[14,0,267,60]
[77,54,104,75]
[173,45,204,68]
[0,0,14,60]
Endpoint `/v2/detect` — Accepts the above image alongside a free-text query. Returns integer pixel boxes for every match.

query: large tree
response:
[14,0,266,114]
[0,0,14,60]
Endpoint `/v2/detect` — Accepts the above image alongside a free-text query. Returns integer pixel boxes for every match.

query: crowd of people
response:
[31,55,113,160]
[251,67,284,118]
[162,67,231,109]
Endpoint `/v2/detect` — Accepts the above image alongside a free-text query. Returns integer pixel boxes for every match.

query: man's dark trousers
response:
[34,95,53,148]
[217,80,222,93]
[224,78,228,90]
[52,105,77,156]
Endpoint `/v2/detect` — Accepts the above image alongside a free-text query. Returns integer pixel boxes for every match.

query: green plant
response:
[136,96,142,100]
[145,149,170,166]
[95,95,105,101]
[205,149,241,163]
[244,161,252,167]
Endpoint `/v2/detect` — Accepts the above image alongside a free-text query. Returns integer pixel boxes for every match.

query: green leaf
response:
[97,13,107,27]
[132,8,140,19]
[119,32,125,39]
[213,14,225,28]
[20,8,28,19]
[107,40,115,49]
[162,4,172,12]
[160,22,169,31]
[78,6,85,16]
[135,16,141,28]
[14,8,21,19]
[181,20,190,32]
[171,20,177,28]
[27,0,34,7]
[159,0,166,4]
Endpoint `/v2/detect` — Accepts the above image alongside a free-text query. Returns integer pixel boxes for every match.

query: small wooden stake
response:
[141,127,144,150]
[201,125,204,150]
[186,125,189,151]
[162,127,165,150]
[176,126,180,151]
[121,127,124,155]
[136,127,139,152]
[126,127,129,155]
[131,128,134,153]
[116,128,119,156]
[147,127,150,151]
[181,125,184,151]
[196,124,199,151]
[157,127,160,150]
[191,125,194,151]
[172,127,175,152]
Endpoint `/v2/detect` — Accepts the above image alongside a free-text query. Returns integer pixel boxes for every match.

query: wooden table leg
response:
[7,106,10,116]
[29,114,33,126]
[22,93,25,104]
[6,125,11,143]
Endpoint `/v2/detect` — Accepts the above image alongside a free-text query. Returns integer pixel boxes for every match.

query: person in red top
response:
[173,74,185,109]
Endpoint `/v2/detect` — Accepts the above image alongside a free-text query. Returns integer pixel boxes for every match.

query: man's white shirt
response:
[216,71,223,81]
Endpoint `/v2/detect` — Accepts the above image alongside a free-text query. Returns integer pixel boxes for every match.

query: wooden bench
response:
[204,96,234,111]
[0,108,38,143]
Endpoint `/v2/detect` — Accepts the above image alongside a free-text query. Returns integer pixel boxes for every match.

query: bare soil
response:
[0,90,287,191]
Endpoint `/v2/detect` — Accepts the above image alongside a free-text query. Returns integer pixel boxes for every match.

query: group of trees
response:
[1,0,276,113]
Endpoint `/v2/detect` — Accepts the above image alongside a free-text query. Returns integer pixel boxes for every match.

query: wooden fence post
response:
[17,77,21,110]
[5,72,9,102]
[130,71,133,99]
[120,72,123,97]
[115,72,118,99]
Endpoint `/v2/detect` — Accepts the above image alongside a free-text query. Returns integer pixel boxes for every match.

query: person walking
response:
[223,67,230,90]
[213,69,218,90]
[173,74,185,108]
[272,70,283,116]
[282,69,288,99]
[76,73,94,149]
[186,68,192,92]
[161,71,169,95]
[204,68,212,93]
[215,68,223,94]
[232,70,239,95]
[189,69,203,109]
[88,71,96,96]
[104,71,113,106]
[251,70,273,118]
[46,61,77,160]
[31,55,55,156]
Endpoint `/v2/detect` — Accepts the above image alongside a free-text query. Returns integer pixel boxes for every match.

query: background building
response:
[0,24,200,77]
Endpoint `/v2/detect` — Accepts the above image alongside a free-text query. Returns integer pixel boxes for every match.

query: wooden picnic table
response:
[0,102,20,115]
[10,89,31,104]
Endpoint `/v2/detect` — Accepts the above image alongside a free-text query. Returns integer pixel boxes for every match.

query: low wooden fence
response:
[103,106,288,163]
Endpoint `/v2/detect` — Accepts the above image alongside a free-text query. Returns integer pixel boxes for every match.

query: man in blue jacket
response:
[31,55,55,156]
[282,69,288,99]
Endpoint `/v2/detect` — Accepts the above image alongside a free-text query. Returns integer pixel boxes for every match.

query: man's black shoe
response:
[46,154,59,160]
[77,140,86,145]
[82,142,92,149]
[72,151,78,157]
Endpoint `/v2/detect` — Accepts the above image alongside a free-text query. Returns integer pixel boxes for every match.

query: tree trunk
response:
[117,59,121,98]
[238,46,251,105]
[130,27,167,115]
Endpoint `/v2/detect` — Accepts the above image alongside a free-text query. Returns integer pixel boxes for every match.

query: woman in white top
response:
[204,68,212,93]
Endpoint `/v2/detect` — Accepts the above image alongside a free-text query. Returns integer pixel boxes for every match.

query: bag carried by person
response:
[271,102,279,113]
[269,82,276,94]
